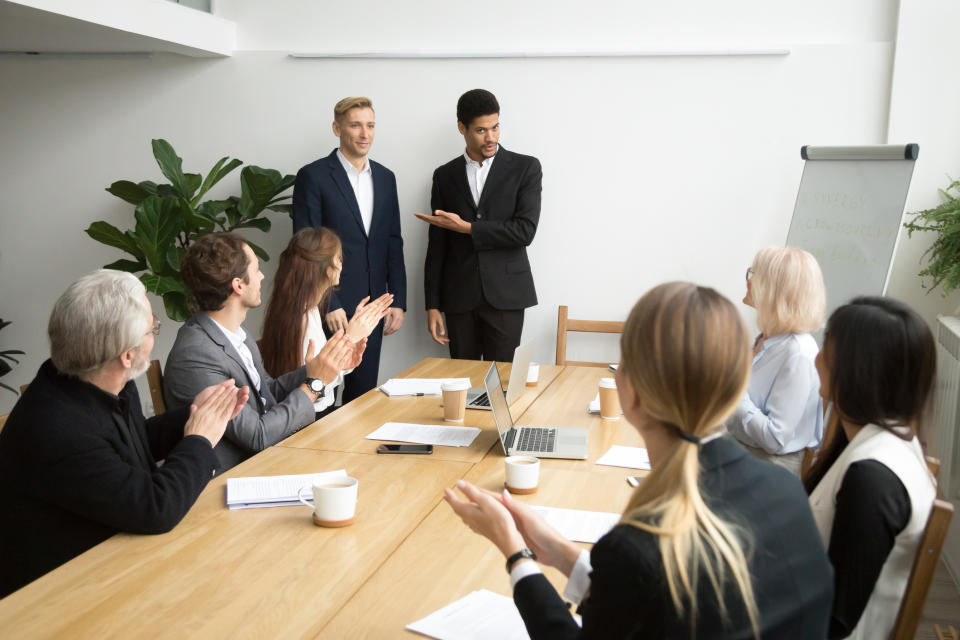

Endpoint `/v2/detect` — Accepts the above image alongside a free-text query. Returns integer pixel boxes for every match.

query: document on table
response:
[587,393,623,415]
[596,445,651,470]
[530,505,621,543]
[379,377,471,396]
[365,422,481,447]
[407,589,558,640]
[225,469,347,509]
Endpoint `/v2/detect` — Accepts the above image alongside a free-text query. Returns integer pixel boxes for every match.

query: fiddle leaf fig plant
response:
[87,139,294,321]
[903,177,960,296]
[0,319,25,396]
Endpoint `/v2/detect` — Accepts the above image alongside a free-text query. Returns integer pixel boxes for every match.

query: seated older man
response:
[0,270,247,598]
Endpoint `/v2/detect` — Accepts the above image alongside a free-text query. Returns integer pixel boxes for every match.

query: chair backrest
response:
[19,384,28,394]
[0,413,7,434]
[889,499,955,639]
[555,305,625,367]
[146,360,166,415]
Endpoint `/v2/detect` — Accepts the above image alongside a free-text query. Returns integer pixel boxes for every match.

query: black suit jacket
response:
[0,360,218,597]
[292,148,407,312]
[425,146,541,313]
[513,437,834,639]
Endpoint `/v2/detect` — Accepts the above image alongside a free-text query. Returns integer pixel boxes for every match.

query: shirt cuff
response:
[509,559,543,590]
[562,550,593,605]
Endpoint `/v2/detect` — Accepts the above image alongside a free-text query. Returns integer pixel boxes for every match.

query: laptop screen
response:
[484,363,514,454]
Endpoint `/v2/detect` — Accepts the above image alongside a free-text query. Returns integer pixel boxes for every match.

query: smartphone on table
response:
[376,444,434,454]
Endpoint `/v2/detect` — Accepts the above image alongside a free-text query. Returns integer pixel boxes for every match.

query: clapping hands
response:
[347,293,394,342]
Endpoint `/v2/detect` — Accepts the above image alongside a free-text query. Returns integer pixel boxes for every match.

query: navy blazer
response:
[292,149,407,313]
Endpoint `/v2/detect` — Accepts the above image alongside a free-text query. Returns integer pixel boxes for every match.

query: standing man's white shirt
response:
[464,146,497,206]
[209,316,264,403]
[337,149,374,234]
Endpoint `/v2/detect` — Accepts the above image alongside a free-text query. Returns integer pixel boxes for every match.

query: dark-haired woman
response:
[260,227,392,414]
[806,296,937,639]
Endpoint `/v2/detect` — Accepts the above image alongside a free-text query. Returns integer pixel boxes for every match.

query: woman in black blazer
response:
[445,282,834,639]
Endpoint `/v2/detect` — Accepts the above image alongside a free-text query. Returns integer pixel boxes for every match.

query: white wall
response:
[0,1,900,416]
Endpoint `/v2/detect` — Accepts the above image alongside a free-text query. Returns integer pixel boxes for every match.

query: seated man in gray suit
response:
[165,232,362,471]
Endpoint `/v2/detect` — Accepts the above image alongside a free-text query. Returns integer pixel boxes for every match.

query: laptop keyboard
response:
[470,392,490,407]
[516,427,557,453]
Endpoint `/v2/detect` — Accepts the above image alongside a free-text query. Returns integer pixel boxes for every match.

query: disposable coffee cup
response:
[599,377,621,420]
[298,476,358,528]
[441,380,469,422]
[504,455,540,494]
[526,362,540,387]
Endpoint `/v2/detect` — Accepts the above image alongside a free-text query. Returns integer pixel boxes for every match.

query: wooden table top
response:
[0,359,645,638]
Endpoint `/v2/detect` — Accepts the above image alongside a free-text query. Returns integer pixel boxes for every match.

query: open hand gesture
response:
[347,293,394,342]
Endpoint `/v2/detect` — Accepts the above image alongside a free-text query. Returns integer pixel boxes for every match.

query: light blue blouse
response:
[727,333,823,455]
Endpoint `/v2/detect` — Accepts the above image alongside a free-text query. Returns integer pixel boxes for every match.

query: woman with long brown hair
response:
[806,297,937,639]
[261,227,391,414]
[444,282,833,638]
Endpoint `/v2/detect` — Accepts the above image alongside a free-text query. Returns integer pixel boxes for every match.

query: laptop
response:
[465,342,533,410]
[484,362,589,459]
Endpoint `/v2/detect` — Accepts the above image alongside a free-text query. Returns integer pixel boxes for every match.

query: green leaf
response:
[106,180,151,205]
[132,196,182,273]
[152,139,189,198]
[245,239,270,262]
[266,204,293,216]
[103,258,147,273]
[238,166,282,219]
[193,157,243,206]
[178,198,215,234]
[0,381,17,395]
[166,244,185,272]
[140,273,186,296]
[196,199,233,218]
[275,173,296,194]
[184,173,202,199]
[0,319,11,331]
[234,217,271,232]
[86,221,143,258]
[162,291,190,322]
[138,180,160,196]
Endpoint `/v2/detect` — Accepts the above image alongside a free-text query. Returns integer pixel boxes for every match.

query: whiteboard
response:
[785,144,918,320]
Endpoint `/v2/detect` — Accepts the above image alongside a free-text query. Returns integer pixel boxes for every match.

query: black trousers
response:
[446,298,524,362]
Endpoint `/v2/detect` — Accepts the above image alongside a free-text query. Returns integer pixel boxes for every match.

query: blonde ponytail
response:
[620,282,760,638]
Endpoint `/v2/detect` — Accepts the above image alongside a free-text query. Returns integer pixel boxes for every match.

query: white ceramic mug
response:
[598,377,621,420]
[505,455,540,494]
[441,379,470,422]
[526,362,540,387]
[298,476,358,527]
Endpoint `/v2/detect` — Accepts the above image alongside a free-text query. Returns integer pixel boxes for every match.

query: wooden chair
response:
[889,498,955,639]
[0,413,7,434]
[146,360,166,415]
[555,306,625,367]
[934,624,959,640]
[19,384,28,394]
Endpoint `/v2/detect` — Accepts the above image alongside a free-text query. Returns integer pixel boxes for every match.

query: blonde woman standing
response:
[727,247,826,476]
[445,282,833,638]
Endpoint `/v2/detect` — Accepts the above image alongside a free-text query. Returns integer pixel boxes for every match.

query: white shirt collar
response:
[463,145,498,168]
[337,149,370,175]
[209,316,247,348]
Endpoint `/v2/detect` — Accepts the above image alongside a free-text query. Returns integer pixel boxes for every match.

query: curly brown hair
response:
[180,233,250,312]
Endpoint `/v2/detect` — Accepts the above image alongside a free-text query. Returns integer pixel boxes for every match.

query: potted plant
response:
[86,139,294,321]
[903,177,960,295]
[0,319,24,396]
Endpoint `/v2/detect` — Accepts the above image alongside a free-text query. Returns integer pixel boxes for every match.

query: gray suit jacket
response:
[163,313,315,472]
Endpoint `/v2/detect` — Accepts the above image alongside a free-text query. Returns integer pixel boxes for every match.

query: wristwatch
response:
[505,548,537,573]
[305,378,326,398]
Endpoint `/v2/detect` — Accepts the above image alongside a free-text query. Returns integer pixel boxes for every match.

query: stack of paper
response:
[365,422,481,447]
[225,470,346,510]
[595,445,651,470]
[406,589,533,640]
[378,377,471,396]
[529,505,621,543]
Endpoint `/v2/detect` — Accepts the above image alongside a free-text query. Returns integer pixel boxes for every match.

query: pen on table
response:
[413,392,425,396]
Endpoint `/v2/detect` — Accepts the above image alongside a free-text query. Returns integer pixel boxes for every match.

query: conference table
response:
[0,358,645,638]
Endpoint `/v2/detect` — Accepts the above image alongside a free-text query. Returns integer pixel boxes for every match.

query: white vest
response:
[809,424,936,639]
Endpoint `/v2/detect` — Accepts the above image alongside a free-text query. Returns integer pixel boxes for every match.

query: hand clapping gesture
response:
[184,380,249,447]
[346,293,394,343]
[305,331,354,385]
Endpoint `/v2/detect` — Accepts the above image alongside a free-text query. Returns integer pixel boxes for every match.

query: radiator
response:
[932,316,960,499]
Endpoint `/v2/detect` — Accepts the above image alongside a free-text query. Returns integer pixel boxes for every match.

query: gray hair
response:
[49,269,151,377]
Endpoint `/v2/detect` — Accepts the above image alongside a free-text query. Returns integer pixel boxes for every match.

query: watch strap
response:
[505,548,537,573]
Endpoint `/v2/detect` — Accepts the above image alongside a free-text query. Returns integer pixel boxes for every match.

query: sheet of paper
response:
[225,470,346,509]
[406,589,533,640]
[378,377,471,396]
[365,422,481,447]
[530,505,621,544]
[596,445,651,470]
[587,393,624,416]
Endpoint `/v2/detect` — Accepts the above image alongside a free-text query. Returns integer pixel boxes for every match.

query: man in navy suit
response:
[292,97,407,403]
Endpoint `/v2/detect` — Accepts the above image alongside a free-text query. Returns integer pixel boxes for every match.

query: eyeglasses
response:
[149,315,161,336]
[745,268,754,283]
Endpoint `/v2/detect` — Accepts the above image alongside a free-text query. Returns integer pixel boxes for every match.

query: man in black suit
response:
[292,96,406,403]
[417,89,542,361]
[0,269,245,597]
